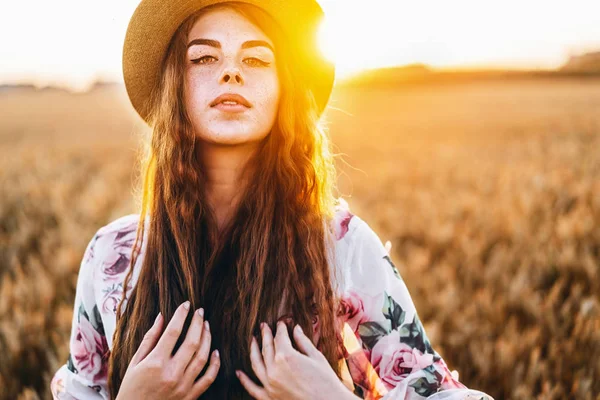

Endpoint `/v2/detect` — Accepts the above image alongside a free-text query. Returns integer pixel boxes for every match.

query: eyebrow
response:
[187,38,275,53]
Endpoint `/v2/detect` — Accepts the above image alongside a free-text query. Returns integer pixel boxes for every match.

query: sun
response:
[317,15,371,80]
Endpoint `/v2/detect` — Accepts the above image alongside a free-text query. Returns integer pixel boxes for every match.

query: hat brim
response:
[122,0,335,124]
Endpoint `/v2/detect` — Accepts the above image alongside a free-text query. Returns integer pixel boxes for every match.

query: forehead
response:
[187,7,273,47]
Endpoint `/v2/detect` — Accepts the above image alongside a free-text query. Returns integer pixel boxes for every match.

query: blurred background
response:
[1,0,599,399]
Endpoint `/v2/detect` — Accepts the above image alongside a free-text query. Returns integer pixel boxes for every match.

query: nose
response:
[219,65,244,85]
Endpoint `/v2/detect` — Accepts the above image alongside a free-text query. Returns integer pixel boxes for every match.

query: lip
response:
[210,93,252,108]
[212,103,249,113]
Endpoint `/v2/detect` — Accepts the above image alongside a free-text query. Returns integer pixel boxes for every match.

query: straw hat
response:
[122,0,336,125]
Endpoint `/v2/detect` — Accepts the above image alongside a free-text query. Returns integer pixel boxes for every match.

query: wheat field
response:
[0,76,599,399]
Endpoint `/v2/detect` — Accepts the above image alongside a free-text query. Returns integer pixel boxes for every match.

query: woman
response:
[51,1,495,399]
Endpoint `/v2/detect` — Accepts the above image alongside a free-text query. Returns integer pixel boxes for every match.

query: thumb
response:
[292,324,321,359]
[131,312,163,365]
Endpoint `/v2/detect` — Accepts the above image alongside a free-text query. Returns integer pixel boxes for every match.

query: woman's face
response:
[184,7,280,145]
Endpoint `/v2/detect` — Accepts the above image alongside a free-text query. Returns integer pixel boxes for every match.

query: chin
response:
[197,130,265,145]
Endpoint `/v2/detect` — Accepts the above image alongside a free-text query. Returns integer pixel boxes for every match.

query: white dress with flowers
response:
[50,199,494,400]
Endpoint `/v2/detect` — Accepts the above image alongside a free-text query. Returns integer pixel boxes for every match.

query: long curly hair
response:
[107,2,343,398]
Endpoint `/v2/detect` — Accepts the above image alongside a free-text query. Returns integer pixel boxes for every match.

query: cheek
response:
[185,71,212,108]
[252,74,280,115]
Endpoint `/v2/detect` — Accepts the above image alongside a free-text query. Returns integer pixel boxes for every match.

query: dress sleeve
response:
[51,230,111,400]
[338,216,494,400]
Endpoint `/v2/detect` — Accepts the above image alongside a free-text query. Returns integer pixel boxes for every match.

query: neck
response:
[198,140,259,233]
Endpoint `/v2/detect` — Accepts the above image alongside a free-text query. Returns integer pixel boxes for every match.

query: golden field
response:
[0,75,599,399]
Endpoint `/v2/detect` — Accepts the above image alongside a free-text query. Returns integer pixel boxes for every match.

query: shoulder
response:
[331,205,406,303]
[330,199,390,284]
[331,197,383,253]
[96,213,141,238]
[92,213,148,257]
[87,214,142,269]
[85,213,147,300]
[92,213,144,268]
[78,214,141,271]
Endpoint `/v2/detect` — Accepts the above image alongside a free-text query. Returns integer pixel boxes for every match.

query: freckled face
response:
[184,7,280,145]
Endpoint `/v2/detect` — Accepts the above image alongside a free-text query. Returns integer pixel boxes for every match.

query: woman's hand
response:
[116,301,220,400]
[235,321,357,400]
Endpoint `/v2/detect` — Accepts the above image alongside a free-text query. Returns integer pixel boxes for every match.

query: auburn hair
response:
[107,2,344,398]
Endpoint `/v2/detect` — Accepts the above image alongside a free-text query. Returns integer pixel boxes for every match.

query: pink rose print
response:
[95,226,137,283]
[101,282,132,315]
[369,329,434,391]
[82,236,97,265]
[71,317,109,383]
[333,208,354,240]
[433,359,468,390]
[100,252,130,282]
[337,291,370,334]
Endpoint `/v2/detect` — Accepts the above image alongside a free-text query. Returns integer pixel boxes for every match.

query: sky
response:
[1,0,599,91]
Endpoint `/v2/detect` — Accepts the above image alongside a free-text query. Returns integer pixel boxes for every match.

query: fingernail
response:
[235,370,240,378]
[205,320,210,330]
[154,312,162,324]
[214,349,220,358]
[295,324,303,333]
[183,301,190,310]
[197,307,204,317]
[260,322,265,330]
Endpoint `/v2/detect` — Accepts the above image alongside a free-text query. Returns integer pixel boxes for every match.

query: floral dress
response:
[50,199,494,400]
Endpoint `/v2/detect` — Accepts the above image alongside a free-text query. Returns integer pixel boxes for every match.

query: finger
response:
[261,323,275,370]
[274,320,293,355]
[188,349,221,399]
[183,319,212,383]
[292,324,322,359]
[249,335,268,384]
[172,307,205,376]
[236,369,268,400]
[131,312,163,365]
[153,301,191,359]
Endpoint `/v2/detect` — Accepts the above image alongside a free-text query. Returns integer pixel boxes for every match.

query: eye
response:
[190,55,217,64]
[244,57,270,67]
